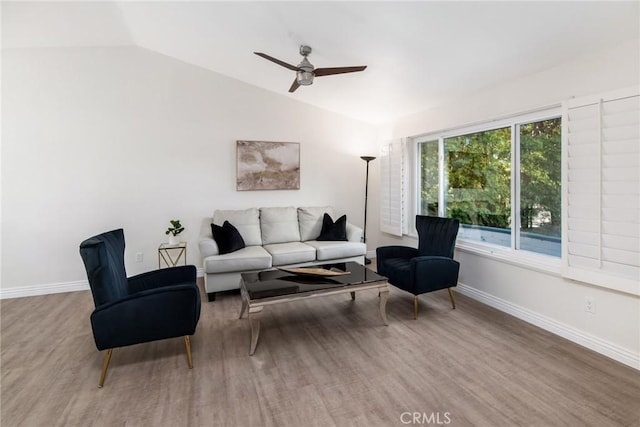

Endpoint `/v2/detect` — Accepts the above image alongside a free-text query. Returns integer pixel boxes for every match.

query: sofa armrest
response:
[346,223,363,242]
[199,235,219,258]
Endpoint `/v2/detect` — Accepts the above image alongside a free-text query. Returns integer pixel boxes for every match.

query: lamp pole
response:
[360,156,376,265]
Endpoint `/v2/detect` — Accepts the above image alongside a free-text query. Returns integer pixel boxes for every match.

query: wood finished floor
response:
[2,278,639,427]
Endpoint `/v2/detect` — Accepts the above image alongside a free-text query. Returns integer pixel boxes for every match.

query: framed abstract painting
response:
[236,141,300,191]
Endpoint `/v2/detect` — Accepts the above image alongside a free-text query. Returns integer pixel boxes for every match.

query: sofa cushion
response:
[298,206,334,241]
[263,242,317,266]
[260,207,301,245]
[317,214,348,241]
[305,241,366,261]
[213,208,262,246]
[211,221,246,254]
[203,246,272,274]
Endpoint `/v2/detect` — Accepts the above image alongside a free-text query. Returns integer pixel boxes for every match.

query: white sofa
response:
[199,206,366,301]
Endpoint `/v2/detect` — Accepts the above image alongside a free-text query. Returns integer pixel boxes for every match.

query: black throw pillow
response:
[211,221,246,254]
[317,213,348,241]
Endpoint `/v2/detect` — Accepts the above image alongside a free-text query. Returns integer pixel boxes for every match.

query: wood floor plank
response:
[2,278,639,426]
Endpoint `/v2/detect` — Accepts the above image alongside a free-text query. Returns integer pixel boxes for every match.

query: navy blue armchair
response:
[79,229,201,387]
[376,216,460,319]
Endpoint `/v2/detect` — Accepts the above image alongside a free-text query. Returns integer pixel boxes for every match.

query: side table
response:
[158,242,187,268]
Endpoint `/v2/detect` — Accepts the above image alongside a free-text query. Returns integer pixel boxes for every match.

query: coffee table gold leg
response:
[350,291,355,300]
[379,287,389,326]
[239,298,248,319]
[248,305,263,355]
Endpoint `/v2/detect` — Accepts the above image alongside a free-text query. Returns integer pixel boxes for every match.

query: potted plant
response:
[165,219,184,245]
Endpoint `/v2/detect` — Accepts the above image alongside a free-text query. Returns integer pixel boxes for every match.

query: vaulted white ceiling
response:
[3,1,639,124]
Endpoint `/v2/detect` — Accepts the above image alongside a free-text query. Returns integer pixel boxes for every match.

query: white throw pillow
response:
[298,206,334,241]
[260,207,301,245]
[213,208,262,246]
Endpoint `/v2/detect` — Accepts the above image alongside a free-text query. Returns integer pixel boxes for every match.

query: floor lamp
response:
[360,156,376,265]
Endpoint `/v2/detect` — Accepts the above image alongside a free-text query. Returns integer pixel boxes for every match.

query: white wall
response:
[1,46,377,293]
[374,40,640,367]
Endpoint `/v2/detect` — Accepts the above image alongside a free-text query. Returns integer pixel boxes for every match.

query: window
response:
[419,140,439,216]
[518,118,562,256]
[417,112,562,257]
[444,127,512,247]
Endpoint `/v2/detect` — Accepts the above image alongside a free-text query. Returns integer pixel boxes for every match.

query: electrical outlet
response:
[584,297,596,314]
[135,252,144,263]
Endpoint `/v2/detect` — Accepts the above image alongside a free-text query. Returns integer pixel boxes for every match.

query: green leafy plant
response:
[165,219,184,237]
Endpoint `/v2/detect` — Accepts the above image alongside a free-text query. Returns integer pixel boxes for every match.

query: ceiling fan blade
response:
[314,66,367,77]
[254,52,302,71]
[288,78,300,93]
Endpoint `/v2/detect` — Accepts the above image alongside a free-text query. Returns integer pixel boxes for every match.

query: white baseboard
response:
[1,268,206,300]
[0,280,90,299]
[456,282,640,370]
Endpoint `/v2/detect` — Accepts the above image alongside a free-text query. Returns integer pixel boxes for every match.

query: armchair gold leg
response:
[184,336,193,369]
[98,349,113,388]
[448,288,456,309]
[413,296,419,320]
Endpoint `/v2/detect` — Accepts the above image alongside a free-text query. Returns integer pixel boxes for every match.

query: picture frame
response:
[236,140,300,191]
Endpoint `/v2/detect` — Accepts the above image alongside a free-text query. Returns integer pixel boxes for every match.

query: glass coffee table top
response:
[241,261,387,300]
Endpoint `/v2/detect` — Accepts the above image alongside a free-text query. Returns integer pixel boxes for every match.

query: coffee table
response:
[239,261,389,355]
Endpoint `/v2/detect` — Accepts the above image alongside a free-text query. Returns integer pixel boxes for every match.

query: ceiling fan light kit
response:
[254,45,367,93]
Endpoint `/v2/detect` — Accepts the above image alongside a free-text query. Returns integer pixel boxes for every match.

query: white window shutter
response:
[562,86,640,295]
[380,139,406,236]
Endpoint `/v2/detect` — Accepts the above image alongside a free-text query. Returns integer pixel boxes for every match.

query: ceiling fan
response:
[254,45,367,93]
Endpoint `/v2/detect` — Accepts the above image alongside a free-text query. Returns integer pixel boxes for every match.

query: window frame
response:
[412,107,562,273]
